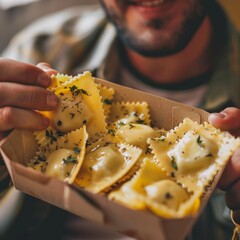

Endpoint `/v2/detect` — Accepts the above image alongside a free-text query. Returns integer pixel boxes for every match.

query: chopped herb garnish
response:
[103,99,112,105]
[206,153,213,157]
[129,123,135,129]
[170,156,178,171]
[41,162,48,173]
[79,89,90,96]
[108,129,116,136]
[56,131,65,137]
[145,147,151,154]
[63,155,78,164]
[46,130,57,143]
[69,85,91,97]
[118,121,125,126]
[136,119,145,124]
[165,192,173,199]
[69,85,78,94]
[37,155,46,162]
[89,166,93,171]
[73,147,81,154]
[197,136,205,148]
[62,106,68,112]
[70,112,75,119]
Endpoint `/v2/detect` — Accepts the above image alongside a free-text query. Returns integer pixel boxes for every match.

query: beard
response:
[100,0,210,57]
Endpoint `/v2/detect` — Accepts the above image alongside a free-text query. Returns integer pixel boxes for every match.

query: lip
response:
[123,0,174,7]
[126,0,176,18]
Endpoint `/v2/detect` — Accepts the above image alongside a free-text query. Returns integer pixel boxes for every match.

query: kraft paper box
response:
[1,78,222,240]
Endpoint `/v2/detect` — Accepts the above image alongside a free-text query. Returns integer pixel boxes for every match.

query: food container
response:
[1,78,226,240]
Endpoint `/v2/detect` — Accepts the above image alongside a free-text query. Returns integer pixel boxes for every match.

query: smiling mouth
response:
[128,0,168,7]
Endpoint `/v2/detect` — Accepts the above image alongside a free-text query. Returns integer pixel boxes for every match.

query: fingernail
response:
[47,93,58,107]
[209,113,226,122]
[42,117,50,127]
[37,73,51,87]
[213,113,225,118]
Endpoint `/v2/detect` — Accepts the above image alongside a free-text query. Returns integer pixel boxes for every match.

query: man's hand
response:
[0,58,58,140]
[209,107,240,223]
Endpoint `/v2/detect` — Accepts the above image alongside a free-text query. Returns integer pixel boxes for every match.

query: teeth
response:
[130,0,166,7]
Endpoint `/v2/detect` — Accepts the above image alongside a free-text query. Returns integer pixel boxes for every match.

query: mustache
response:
[117,0,167,4]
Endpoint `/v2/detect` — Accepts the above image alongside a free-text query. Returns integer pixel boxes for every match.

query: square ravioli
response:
[148,118,240,193]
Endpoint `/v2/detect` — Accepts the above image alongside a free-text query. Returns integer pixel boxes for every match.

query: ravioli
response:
[29,126,88,184]
[109,157,168,210]
[148,118,240,192]
[108,102,151,127]
[97,84,115,119]
[33,127,65,152]
[26,70,240,220]
[109,157,200,218]
[75,136,142,193]
[112,123,157,152]
[50,73,71,89]
[43,71,107,143]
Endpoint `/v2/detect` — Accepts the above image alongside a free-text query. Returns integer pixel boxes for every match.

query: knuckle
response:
[27,88,48,109]
[1,107,15,124]
[19,63,39,85]
[28,90,38,104]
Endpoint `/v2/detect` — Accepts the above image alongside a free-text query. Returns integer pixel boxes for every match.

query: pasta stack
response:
[28,71,240,218]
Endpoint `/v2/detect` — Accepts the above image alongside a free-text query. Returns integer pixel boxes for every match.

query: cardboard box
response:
[1,78,222,240]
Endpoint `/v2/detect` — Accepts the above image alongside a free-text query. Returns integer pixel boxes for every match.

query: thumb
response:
[208,107,240,131]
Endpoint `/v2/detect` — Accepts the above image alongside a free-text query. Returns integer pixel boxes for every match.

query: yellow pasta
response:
[29,126,88,184]
[148,118,240,192]
[44,71,107,143]
[50,73,71,89]
[97,84,115,118]
[75,135,142,193]
[109,157,200,218]
[27,71,240,220]
[108,101,151,126]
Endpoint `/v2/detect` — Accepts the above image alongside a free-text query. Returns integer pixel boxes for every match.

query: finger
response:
[0,58,51,87]
[225,180,240,210]
[0,83,58,110]
[0,107,49,131]
[218,148,240,190]
[209,107,240,131]
[37,62,58,77]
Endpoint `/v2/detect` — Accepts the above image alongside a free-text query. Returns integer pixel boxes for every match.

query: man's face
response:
[100,0,208,57]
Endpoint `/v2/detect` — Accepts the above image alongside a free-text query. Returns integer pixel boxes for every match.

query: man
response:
[1,0,240,239]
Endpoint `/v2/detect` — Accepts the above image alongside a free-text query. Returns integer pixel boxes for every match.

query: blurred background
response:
[0,0,98,53]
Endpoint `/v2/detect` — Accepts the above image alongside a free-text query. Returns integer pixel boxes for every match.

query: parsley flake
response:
[170,156,178,171]
[62,155,78,164]
[103,99,112,105]
[73,147,81,154]
[197,136,205,148]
